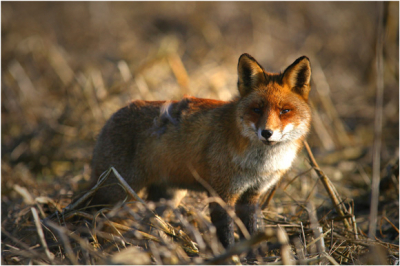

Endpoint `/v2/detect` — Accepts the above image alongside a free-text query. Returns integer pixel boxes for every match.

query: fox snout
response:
[257,127,279,145]
[261,129,273,139]
[260,129,279,145]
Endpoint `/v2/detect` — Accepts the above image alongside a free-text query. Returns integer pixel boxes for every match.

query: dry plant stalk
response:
[307,202,326,254]
[61,167,114,215]
[260,185,278,210]
[167,53,190,94]
[43,221,79,265]
[303,141,352,231]
[1,228,44,261]
[306,228,331,250]
[109,167,199,255]
[63,211,160,242]
[382,216,399,234]
[31,207,55,264]
[277,225,294,265]
[369,1,385,239]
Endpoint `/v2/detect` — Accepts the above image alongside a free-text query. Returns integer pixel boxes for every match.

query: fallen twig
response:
[303,141,352,231]
[306,228,331,249]
[60,167,113,215]
[382,216,400,234]
[31,207,54,264]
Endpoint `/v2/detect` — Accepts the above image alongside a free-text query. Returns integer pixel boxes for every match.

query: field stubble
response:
[1,2,399,264]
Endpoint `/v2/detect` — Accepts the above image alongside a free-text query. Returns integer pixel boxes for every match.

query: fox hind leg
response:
[146,185,187,216]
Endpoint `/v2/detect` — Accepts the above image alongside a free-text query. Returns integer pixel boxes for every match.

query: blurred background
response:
[1,1,399,248]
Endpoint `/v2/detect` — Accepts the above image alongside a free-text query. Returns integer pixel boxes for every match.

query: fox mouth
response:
[262,140,277,146]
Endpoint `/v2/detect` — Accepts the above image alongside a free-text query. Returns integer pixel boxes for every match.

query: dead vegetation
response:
[1,2,399,265]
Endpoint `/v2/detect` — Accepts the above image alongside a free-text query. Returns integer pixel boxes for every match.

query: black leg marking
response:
[209,202,235,248]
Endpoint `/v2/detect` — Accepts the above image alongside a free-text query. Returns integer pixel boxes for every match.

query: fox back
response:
[89,53,312,256]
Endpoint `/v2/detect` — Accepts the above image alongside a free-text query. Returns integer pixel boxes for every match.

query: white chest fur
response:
[233,141,297,172]
[230,141,298,193]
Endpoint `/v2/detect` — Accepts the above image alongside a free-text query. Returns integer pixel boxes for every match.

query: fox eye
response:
[280,109,290,115]
[253,108,262,114]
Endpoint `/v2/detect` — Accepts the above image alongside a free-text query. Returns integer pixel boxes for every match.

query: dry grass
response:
[1,2,399,264]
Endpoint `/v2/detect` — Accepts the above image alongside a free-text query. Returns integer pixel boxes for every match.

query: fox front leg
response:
[235,188,262,262]
[209,201,235,248]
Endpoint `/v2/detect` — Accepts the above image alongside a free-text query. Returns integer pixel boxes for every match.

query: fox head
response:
[236,53,312,145]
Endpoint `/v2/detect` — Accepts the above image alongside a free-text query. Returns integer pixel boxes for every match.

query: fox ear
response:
[282,56,311,100]
[237,53,266,97]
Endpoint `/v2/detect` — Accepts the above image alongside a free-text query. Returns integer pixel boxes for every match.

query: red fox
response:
[89,53,312,256]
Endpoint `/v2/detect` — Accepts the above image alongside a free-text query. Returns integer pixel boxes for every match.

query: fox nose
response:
[261,129,273,140]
